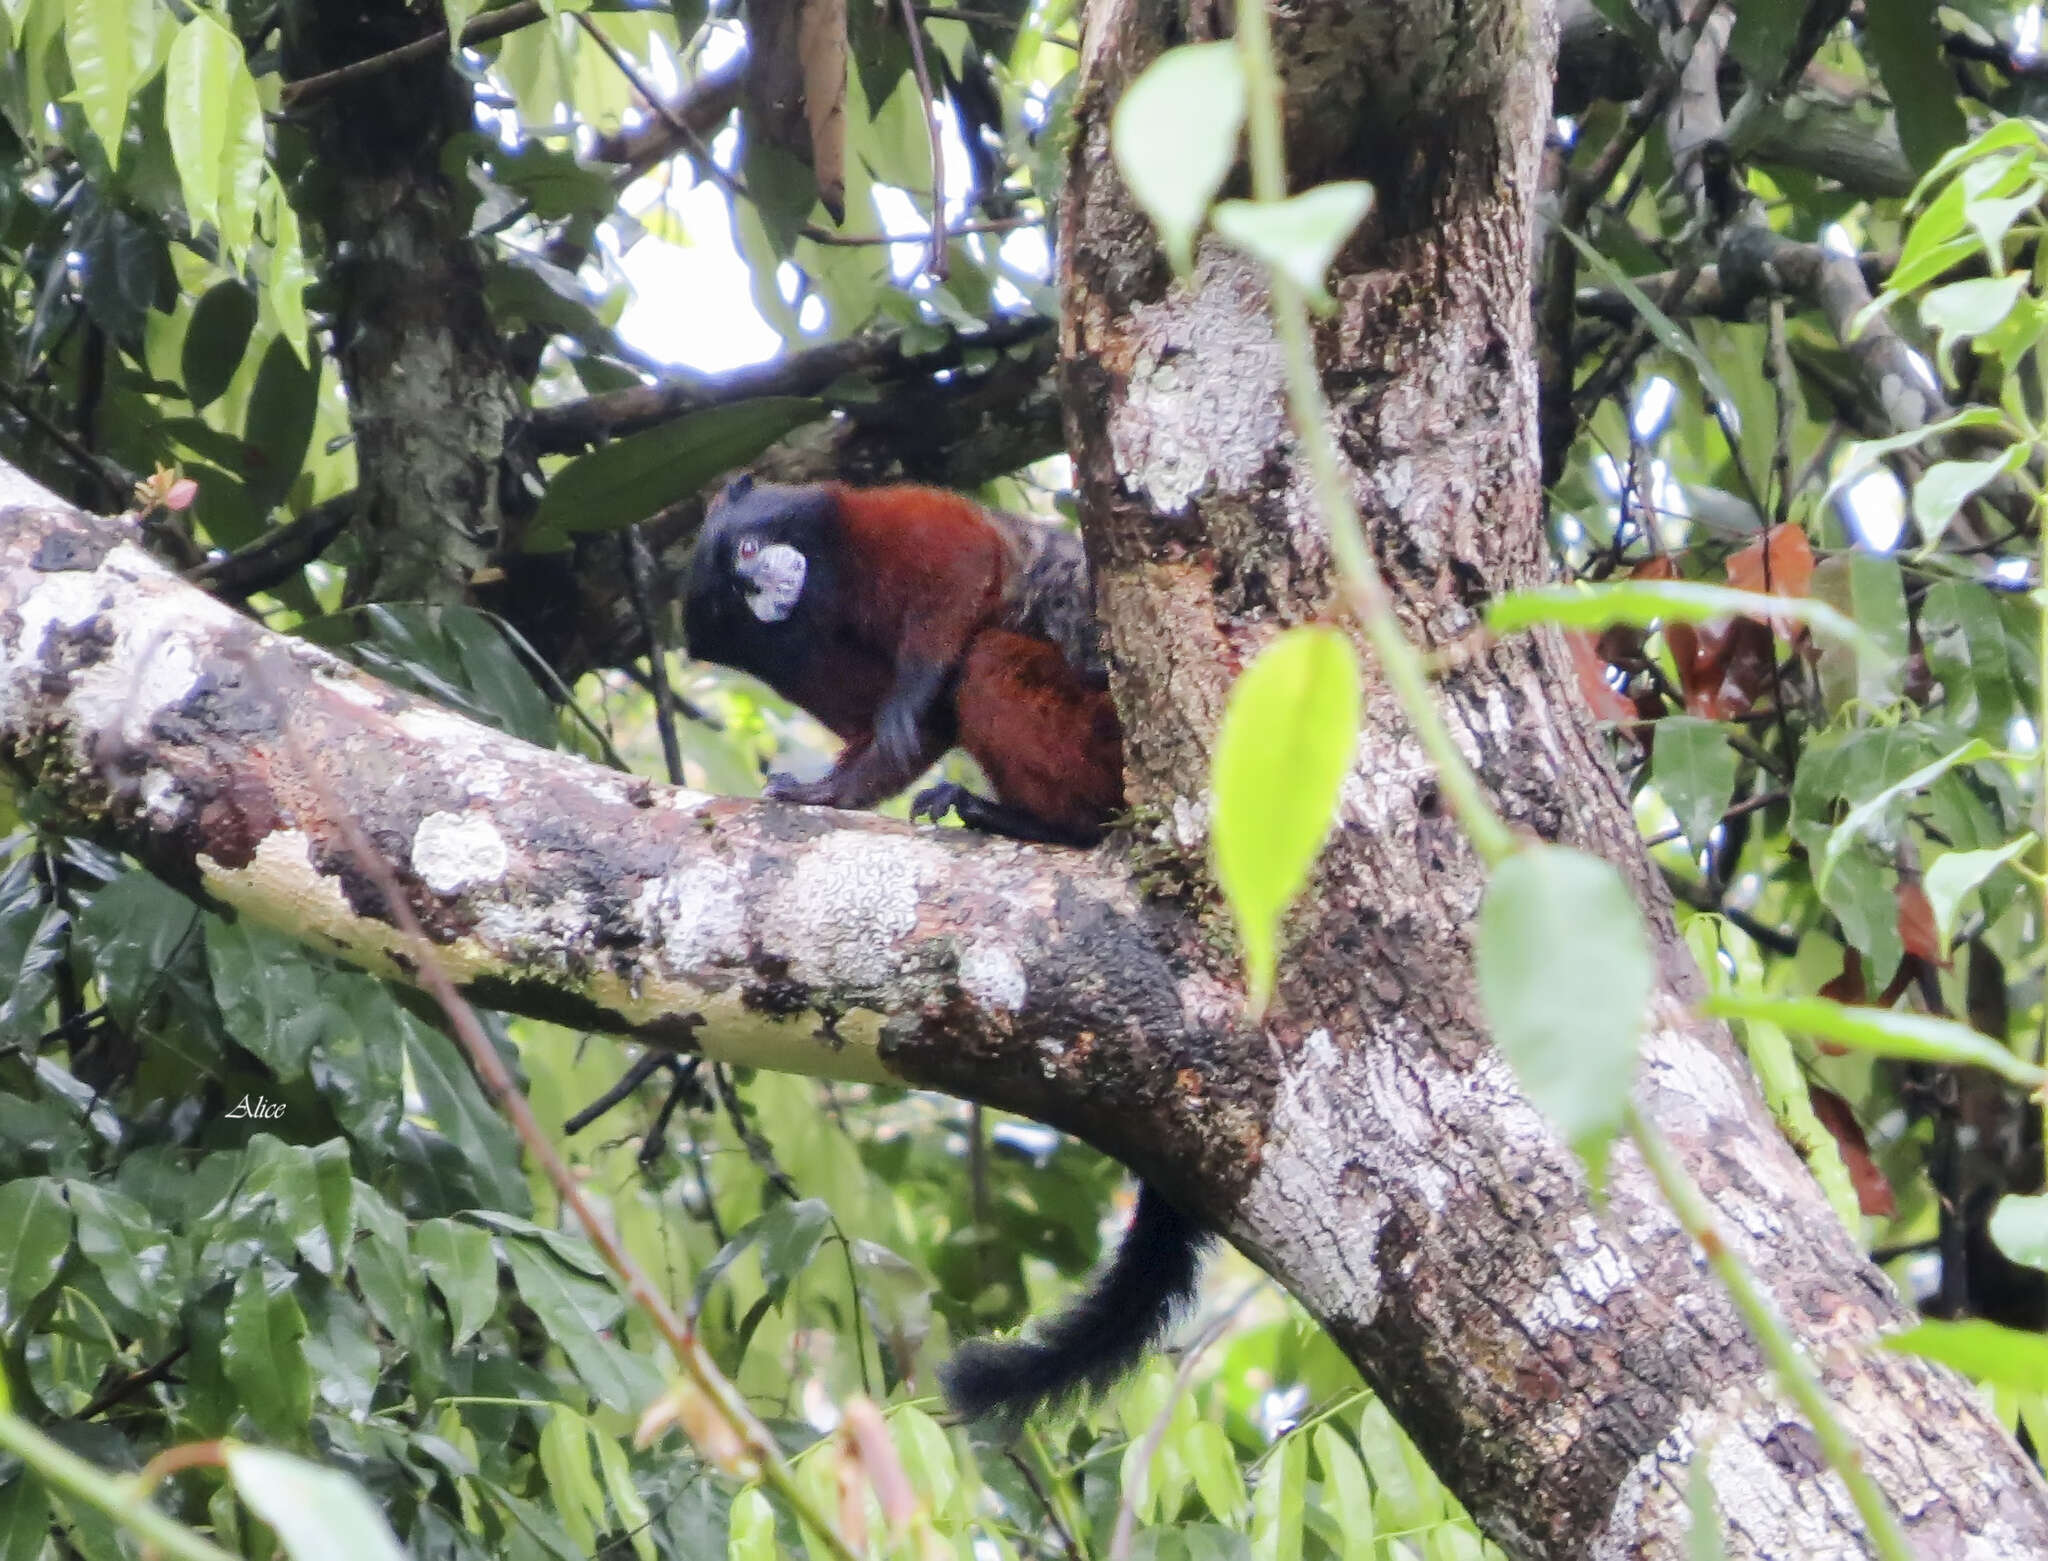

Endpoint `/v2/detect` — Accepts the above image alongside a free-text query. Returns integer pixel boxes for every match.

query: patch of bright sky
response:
[600,23,1045,374]
[2018,3,2042,60]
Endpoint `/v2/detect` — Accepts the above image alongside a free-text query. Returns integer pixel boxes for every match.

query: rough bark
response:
[279,0,525,603]
[1059,0,2048,1555]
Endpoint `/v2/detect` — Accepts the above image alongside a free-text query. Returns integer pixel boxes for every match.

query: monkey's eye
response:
[735,537,762,563]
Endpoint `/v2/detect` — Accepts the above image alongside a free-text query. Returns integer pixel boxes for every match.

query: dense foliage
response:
[6,0,2048,1556]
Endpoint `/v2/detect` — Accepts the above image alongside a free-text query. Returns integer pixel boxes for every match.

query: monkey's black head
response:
[683,478,842,681]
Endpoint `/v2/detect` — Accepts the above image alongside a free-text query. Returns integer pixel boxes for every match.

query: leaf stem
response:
[1232,0,1517,865]
[1625,1107,1917,1561]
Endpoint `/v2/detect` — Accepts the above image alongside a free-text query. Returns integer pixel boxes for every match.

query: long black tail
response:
[940,1182,1213,1427]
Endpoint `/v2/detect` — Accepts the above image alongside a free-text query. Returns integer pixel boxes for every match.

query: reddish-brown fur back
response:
[954,629,1123,839]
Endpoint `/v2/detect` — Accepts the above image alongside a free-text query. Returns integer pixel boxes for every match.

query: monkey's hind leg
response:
[910,781,1093,847]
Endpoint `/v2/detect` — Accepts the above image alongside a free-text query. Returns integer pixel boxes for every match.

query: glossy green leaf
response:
[1816,738,1992,893]
[208,916,346,1076]
[414,1217,499,1348]
[727,1489,776,1561]
[63,0,142,166]
[1210,626,1361,1016]
[1488,580,1875,653]
[1212,183,1374,305]
[165,13,234,230]
[224,1444,408,1561]
[351,1187,429,1358]
[1706,992,2046,1089]
[535,397,826,537]
[1925,837,2034,949]
[1990,1192,2048,1274]
[1476,846,1652,1175]
[401,1015,528,1213]
[1885,1318,2048,1395]
[539,1411,604,1558]
[216,48,265,260]
[223,1266,312,1441]
[1818,408,2012,511]
[0,1178,70,1327]
[755,1197,833,1303]
[1921,274,2026,341]
[1109,42,1245,271]
[1650,717,1737,854]
[501,1238,646,1412]
[65,1181,172,1320]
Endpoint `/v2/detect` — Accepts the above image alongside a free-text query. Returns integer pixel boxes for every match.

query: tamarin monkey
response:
[682,475,1213,1424]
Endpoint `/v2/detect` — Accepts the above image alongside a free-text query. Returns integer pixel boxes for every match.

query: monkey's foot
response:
[909,781,970,827]
[764,772,841,806]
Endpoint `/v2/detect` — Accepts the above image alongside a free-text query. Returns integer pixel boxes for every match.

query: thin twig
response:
[624,525,686,786]
[253,657,858,1561]
[0,379,132,508]
[1641,788,1788,849]
[897,0,949,278]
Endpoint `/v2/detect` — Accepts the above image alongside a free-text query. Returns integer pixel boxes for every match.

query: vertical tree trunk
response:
[1058,0,2048,1552]
[281,0,523,602]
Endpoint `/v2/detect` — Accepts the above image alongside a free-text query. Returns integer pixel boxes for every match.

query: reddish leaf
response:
[1816,950,1865,1053]
[1807,1083,1896,1218]
[1565,630,1635,723]
[1726,523,1815,599]
[166,477,199,510]
[1898,881,1949,968]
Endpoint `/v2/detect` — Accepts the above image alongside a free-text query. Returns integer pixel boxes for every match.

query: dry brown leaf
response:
[1807,1083,1896,1218]
[798,0,848,222]
[1726,522,1815,599]
[1565,630,1635,723]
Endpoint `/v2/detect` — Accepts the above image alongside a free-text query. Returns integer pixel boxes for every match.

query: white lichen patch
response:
[767,831,943,987]
[959,942,1027,1012]
[411,811,511,896]
[635,858,749,972]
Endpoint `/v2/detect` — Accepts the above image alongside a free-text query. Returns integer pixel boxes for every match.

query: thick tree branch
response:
[526,314,1051,454]
[0,467,1224,1190]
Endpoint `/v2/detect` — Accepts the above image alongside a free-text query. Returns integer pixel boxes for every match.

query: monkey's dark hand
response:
[909,782,966,827]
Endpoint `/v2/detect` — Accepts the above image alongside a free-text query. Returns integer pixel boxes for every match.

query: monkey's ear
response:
[721,473,756,505]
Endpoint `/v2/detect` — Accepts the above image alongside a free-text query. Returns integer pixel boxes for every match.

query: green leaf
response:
[401,1014,528,1213]
[73,869,204,1034]
[1650,717,1737,854]
[0,1473,50,1561]
[182,280,257,410]
[539,1411,604,1558]
[1925,838,2034,949]
[0,1178,71,1327]
[1921,274,2026,342]
[414,1217,499,1348]
[223,1444,408,1561]
[63,0,142,166]
[165,13,235,230]
[1310,1427,1373,1560]
[1488,580,1876,653]
[1249,1429,1305,1561]
[1109,41,1245,271]
[1990,1192,2048,1274]
[65,1181,173,1320]
[1864,0,1968,172]
[1209,626,1361,1016]
[1808,554,1908,709]
[243,331,319,509]
[755,1197,833,1303]
[1911,452,2020,546]
[501,1238,648,1412]
[1921,579,2027,743]
[1885,1318,2048,1395]
[535,397,826,537]
[1705,992,2047,1090]
[1476,846,1653,1176]
[216,48,265,261]
[1550,222,1738,428]
[208,916,346,1076]
[223,1266,312,1441]
[1816,738,1992,894]
[1212,183,1374,305]
[443,0,481,53]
